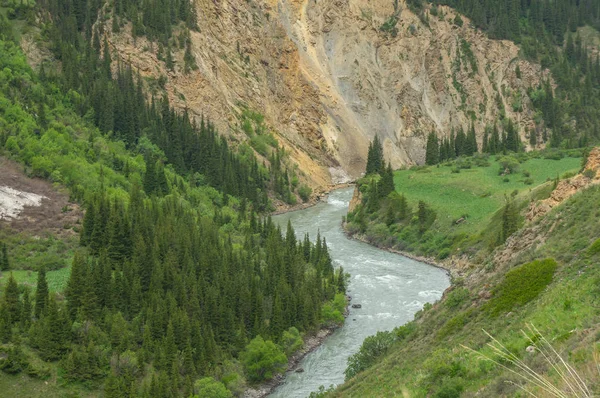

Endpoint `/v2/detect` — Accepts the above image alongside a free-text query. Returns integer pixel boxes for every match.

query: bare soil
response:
[0,157,82,237]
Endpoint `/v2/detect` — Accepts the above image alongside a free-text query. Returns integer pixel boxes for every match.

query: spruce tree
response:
[34,266,49,319]
[0,242,9,271]
[4,274,20,325]
[425,132,439,165]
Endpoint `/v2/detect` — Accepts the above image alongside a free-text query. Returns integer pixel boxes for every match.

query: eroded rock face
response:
[526,147,600,221]
[37,0,546,188]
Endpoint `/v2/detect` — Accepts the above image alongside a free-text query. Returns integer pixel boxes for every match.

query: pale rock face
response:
[0,186,46,220]
[64,0,546,187]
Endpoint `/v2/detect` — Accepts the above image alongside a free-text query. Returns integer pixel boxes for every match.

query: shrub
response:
[345,330,396,380]
[587,238,600,256]
[241,336,287,383]
[193,377,232,398]
[445,288,469,309]
[280,327,303,355]
[486,258,557,316]
[583,169,596,179]
[453,14,463,27]
[298,184,312,203]
[497,155,520,174]
[524,178,534,185]
[321,293,346,327]
[561,170,576,179]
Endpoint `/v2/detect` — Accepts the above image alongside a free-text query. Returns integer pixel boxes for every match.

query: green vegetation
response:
[346,147,581,258]
[241,336,287,383]
[419,0,600,149]
[336,182,600,396]
[0,7,344,397]
[485,258,558,316]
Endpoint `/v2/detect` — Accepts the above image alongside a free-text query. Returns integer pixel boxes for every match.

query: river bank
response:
[271,183,355,215]
[243,186,354,398]
[242,324,346,398]
[342,229,456,279]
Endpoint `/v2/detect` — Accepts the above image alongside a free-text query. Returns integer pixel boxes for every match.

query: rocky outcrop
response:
[347,185,362,213]
[526,147,600,221]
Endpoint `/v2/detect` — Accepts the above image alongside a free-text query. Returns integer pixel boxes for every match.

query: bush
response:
[583,169,596,179]
[298,184,312,203]
[587,238,600,256]
[0,345,27,374]
[321,293,345,327]
[193,377,232,398]
[523,178,534,185]
[345,330,396,380]
[241,336,287,383]
[486,258,557,316]
[453,14,463,27]
[497,155,520,174]
[445,288,469,309]
[280,327,303,355]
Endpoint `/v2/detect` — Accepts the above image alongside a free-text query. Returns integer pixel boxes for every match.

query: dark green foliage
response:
[425,132,439,165]
[500,196,519,243]
[377,163,395,198]
[345,330,396,380]
[0,243,9,271]
[0,344,28,374]
[0,13,348,396]
[587,238,600,256]
[365,136,385,175]
[34,266,48,319]
[31,296,71,361]
[298,184,312,203]
[430,0,600,148]
[3,274,20,326]
[486,259,558,316]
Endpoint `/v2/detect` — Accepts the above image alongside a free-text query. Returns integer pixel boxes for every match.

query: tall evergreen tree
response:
[34,266,49,319]
[425,132,439,165]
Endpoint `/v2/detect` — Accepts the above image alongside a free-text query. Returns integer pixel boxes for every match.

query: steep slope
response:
[91,0,544,183]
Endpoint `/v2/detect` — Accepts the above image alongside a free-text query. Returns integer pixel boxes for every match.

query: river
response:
[269,187,450,398]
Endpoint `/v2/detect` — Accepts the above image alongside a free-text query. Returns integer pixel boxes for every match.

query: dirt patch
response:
[526,147,600,221]
[0,157,82,237]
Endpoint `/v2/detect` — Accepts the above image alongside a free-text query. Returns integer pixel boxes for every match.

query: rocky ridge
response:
[22,0,550,189]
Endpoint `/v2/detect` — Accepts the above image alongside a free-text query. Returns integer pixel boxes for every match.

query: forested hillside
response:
[418,0,600,148]
[0,4,345,397]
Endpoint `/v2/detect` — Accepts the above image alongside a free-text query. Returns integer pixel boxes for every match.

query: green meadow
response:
[394,155,581,234]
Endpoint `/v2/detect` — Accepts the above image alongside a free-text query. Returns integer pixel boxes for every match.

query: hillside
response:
[0,11,348,397]
[19,0,560,186]
[335,152,600,396]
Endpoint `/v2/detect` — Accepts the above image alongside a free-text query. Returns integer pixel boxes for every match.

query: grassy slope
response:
[336,182,600,397]
[394,156,581,236]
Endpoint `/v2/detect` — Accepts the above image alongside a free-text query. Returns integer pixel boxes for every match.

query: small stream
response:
[269,187,450,397]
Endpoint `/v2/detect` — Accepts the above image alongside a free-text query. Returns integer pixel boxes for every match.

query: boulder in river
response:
[295,368,304,373]
[351,304,362,309]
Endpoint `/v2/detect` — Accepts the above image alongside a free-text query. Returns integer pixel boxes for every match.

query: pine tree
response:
[34,266,49,319]
[365,135,384,175]
[425,132,439,165]
[4,274,20,325]
[0,242,9,271]
[377,163,395,198]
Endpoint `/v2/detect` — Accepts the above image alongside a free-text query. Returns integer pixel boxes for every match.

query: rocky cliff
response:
[98,0,546,186]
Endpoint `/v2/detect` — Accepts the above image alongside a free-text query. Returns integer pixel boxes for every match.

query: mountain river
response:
[269,187,450,397]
